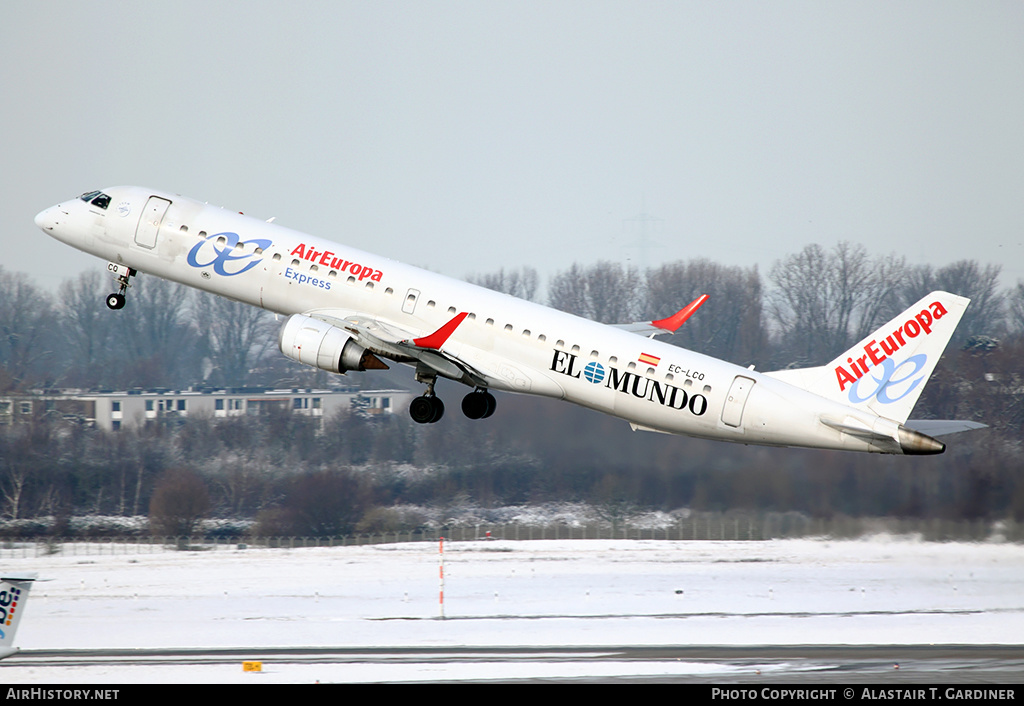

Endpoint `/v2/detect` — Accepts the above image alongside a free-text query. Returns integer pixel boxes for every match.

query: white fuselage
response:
[35,186,935,454]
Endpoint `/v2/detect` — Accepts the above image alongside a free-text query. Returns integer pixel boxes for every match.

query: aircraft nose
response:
[34,206,57,232]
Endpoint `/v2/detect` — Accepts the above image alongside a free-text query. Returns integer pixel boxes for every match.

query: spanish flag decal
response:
[638,352,661,367]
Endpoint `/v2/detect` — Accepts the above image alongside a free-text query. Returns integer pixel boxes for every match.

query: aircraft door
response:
[721,375,756,428]
[135,196,171,249]
[402,288,420,315]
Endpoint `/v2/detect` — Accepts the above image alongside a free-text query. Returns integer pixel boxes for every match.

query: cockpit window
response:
[79,190,110,210]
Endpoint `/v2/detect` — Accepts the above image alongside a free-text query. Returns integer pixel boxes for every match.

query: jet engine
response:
[278,314,388,374]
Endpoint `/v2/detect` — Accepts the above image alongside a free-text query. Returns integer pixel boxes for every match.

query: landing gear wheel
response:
[462,389,496,419]
[105,265,135,311]
[410,395,445,424]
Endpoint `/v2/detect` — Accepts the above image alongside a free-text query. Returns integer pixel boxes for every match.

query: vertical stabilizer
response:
[767,291,970,423]
[0,572,38,659]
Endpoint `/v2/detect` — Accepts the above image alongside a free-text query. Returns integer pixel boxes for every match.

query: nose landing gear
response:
[105,264,136,310]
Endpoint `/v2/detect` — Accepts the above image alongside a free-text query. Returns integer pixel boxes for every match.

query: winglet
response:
[650,294,708,333]
[412,312,469,350]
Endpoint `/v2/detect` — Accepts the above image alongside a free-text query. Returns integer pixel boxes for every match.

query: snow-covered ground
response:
[3,537,1023,683]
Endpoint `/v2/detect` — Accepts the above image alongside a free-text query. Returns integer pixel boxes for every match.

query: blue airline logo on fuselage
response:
[187,232,272,276]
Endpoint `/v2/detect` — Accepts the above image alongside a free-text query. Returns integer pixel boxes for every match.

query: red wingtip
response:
[413,312,469,350]
[650,294,708,333]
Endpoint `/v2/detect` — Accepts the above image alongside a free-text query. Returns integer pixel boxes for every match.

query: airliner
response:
[0,572,38,660]
[35,187,983,454]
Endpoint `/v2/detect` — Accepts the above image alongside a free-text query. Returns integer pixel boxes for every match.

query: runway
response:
[6,644,1024,683]
[3,539,1023,683]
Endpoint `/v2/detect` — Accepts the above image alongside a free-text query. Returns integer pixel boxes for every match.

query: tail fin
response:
[0,572,38,659]
[767,291,970,423]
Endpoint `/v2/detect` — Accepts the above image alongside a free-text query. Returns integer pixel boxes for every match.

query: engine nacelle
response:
[278,314,383,374]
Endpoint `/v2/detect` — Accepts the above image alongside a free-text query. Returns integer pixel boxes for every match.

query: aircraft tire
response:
[410,395,444,424]
[462,391,486,419]
[106,293,125,310]
[482,391,496,418]
[428,396,444,423]
[462,390,497,419]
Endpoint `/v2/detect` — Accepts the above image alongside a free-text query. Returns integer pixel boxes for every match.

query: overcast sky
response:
[4,1,1023,292]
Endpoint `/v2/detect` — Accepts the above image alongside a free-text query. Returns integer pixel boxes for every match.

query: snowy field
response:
[2,537,1023,683]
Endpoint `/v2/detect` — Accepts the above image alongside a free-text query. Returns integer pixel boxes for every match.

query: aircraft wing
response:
[613,294,708,338]
[305,309,491,387]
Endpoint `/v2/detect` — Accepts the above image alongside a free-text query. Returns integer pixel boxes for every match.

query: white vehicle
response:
[36,187,983,455]
[0,572,38,660]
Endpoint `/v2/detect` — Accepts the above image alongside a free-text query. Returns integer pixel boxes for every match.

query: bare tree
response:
[193,291,275,386]
[466,267,540,302]
[548,261,642,323]
[56,269,115,386]
[547,263,591,318]
[895,261,1005,346]
[118,276,201,387]
[1008,282,1024,338]
[768,243,906,366]
[646,260,766,364]
[0,268,56,390]
[149,468,211,543]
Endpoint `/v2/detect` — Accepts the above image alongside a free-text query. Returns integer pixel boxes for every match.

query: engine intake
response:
[278,314,388,373]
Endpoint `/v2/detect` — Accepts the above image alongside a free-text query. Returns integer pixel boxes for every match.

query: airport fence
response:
[1,515,1020,558]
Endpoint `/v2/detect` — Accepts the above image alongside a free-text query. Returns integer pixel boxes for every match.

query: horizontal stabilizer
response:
[0,572,38,659]
[904,419,987,437]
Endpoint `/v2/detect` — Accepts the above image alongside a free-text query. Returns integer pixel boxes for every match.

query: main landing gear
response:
[461,388,496,420]
[105,265,136,310]
[409,375,496,425]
